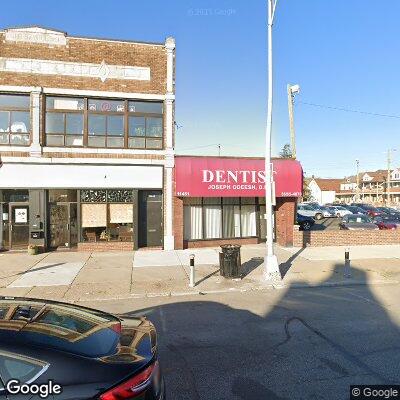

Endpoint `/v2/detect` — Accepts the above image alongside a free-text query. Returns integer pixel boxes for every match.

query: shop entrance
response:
[138,191,162,247]
[49,203,78,249]
[9,203,29,249]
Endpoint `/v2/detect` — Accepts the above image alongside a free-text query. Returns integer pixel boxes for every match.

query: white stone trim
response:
[0,57,151,82]
[30,90,42,157]
[4,27,67,46]
[42,147,167,156]
[0,146,30,152]
[164,166,174,250]
[1,156,168,166]
[43,87,171,100]
[0,86,174,101]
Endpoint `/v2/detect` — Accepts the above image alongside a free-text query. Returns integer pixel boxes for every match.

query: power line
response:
[297,100,400,119]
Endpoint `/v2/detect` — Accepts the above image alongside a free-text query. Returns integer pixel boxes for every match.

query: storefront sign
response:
[14,208,28,223]
[175,156,303,197]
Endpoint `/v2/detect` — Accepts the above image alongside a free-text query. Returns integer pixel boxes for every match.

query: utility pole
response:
[387,149,395,205]
[287,84,300,159]
[356,159,360,202]
[264,0,280,281]
[218,144,221,157]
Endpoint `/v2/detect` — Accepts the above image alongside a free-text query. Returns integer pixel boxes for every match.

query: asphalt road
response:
[85,284,400,400]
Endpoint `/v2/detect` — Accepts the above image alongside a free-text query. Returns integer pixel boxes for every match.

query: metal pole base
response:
[264,254,281,281]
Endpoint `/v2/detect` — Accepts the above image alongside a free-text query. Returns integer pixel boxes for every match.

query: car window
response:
[0,352,48,383]
[35,310,97,334]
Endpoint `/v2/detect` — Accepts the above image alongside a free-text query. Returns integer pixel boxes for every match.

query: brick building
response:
[174,156,303,248]
[0,26,175,251]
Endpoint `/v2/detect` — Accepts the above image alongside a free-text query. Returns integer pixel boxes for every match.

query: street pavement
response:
[1,244,400,300]
[85,284,400,400]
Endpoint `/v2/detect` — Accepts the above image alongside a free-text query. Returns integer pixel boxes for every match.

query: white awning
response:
[0,163,163,189]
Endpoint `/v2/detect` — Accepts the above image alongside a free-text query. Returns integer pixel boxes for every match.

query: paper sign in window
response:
[109,204,133,223]
[81,204,107,227]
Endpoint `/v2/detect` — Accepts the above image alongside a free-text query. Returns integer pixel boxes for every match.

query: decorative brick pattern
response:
[0,35,167,94]
[294,229,400,247]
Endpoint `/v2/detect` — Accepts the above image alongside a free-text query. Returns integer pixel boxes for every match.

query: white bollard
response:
[189,254,195,288]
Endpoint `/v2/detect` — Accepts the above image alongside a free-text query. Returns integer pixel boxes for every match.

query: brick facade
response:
[294,228,400,247]
[275,197,296,247]
[77,242,134,252]
[0,35,167,94]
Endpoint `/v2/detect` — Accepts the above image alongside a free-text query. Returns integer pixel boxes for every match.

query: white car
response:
[328,205,352,218]
[297,204,324,220]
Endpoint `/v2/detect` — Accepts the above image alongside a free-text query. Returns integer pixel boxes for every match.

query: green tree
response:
[279,143,293,158]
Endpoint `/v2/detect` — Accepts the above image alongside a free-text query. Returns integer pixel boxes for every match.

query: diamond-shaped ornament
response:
[98,60,110,82]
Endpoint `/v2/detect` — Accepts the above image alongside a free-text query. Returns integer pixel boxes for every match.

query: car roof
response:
[0,297,123,358]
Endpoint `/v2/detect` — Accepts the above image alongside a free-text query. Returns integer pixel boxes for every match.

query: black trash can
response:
[219,244,242,278]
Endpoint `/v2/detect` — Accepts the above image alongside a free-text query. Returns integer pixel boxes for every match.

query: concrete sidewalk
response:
[0,244,399,302]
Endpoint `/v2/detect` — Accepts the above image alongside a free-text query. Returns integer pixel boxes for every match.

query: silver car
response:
[339,214,379,230]
[297,204,323,220]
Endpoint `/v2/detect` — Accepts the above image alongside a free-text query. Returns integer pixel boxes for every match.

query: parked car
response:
[354,204,382,217]
[342,205,368,215]
[314,206,336,218]
[0,297,165,400]
[297,204,324,220]
[376,207,400,217]
[339,214,379,230]
[327,205,352,218]
[296,213,315,231]
[372,215,399,230]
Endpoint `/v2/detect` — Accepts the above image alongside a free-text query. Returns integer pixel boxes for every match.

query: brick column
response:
[275,197,296,247]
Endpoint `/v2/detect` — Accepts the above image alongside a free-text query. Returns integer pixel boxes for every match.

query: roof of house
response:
[313,178,343,192]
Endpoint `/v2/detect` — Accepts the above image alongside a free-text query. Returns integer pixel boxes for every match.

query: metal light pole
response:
[264,0,280,281]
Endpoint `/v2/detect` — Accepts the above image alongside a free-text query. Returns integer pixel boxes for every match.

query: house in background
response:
[308,178,342,204]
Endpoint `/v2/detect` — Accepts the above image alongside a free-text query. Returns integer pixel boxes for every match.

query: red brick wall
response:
[293,229,400,247]
[77,242,133,251]
[185,238,259,249]
[174,196,184,249]
[275,197,296,247]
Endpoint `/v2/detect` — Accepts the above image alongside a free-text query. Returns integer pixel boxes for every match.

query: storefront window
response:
[183,197,258,240]
[45,96,164,150]
[48,190,77,203]
[203,198,222,239]
[184,198,202,240]
[0,94,30,146]
[81,189,133,242]
[222,198,240,238]
[46,97,84,147]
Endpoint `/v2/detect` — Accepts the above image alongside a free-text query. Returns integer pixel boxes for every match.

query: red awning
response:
[175,156,303,198]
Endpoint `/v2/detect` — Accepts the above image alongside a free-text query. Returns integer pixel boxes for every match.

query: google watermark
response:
[351,385,400,399]
[6,379,62,398]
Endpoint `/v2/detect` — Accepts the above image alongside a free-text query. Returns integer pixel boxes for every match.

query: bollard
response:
[344,247,351,278]
[189,254,195,287]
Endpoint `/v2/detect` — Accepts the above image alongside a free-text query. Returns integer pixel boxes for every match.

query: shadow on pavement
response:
[120,263,400,400]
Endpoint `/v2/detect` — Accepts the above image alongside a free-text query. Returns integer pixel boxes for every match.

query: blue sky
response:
[2,0,400,178]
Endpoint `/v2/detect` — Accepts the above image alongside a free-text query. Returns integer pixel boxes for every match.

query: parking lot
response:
[311,217,342,231]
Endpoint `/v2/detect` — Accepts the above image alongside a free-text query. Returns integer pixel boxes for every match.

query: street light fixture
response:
[264,0,280,281]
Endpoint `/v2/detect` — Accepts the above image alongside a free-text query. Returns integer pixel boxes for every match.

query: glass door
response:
[49,204,69,248]
[49,203,78,249]
[9,203,29,249]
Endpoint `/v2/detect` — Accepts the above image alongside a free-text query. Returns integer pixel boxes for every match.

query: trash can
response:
[219,244,241,278]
